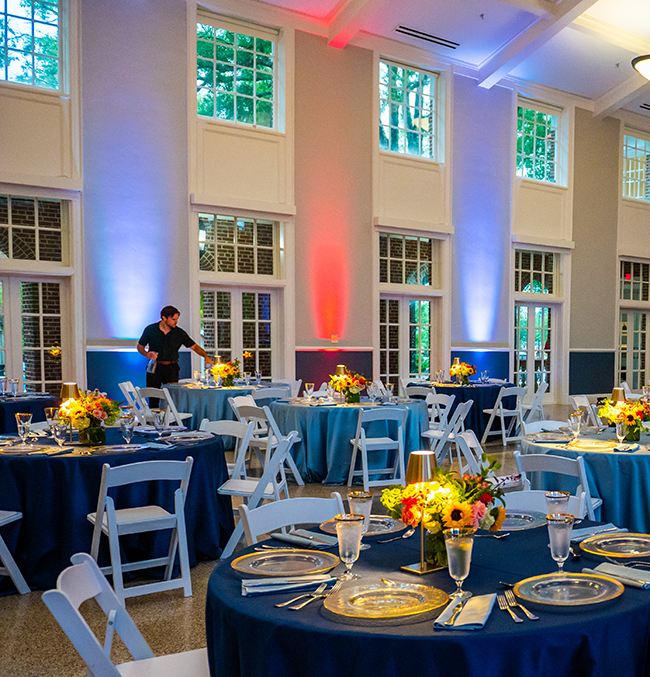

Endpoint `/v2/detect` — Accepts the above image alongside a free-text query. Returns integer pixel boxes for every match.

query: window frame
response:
[514,248,558,297]
[622,130,650,204]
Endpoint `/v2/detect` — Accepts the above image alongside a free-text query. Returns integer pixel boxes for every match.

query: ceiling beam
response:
[570,15,650,55]
[328,0,387,49]
[593,73,650,119]
[478,0,599,90]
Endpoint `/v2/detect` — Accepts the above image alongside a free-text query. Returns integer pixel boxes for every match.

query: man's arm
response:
[137,343,158,360]
[191,343,214,368]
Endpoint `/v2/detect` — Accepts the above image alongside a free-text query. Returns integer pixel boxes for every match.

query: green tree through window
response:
[516,105,558,183]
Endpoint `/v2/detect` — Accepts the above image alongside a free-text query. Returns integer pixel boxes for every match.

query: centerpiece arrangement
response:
[59,389,121,446]
[449,361,476,386]
[598,398,650,442]
[381,457,506,567]
[329,368,368,404]
[211,351,252,387]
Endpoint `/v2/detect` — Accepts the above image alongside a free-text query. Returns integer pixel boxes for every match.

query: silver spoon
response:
[378,527,415,543]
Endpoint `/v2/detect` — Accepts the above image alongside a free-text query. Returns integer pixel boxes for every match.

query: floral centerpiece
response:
[211,352,252,387]
[381,457,506,567]
[329,368,368,404]
[450,361,476,386]
[598,398,650,442]
[59,389,121,446]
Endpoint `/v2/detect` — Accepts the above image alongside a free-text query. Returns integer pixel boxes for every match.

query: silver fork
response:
[378,527,415,543]
[504,588,538,620]
[606,557,650,569]
[497,593,523,623]
[289,580,343,610]
[274,582,328,608]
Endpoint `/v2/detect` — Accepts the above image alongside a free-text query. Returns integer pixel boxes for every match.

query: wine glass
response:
[347,491,373,550]
[244,372,251,386]
[386,383,395,402]
[444,527,476,599]
[367,384,376,403]
[545,491,571,514]
[615,421,626,447]
[547,513,574,573]
[335,514,364,580]
[255,370,262,386]
[120,415,136,445]
[52,421,68,449]
[151,408,166,441]
[326,384,335,402]
[15,413,32,447]
[9,378,19,397]
[44,407,60,434]
[304,383,315,400]
[568,412,582,442]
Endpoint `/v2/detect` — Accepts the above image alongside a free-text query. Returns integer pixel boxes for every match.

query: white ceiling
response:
[257,0,650,119]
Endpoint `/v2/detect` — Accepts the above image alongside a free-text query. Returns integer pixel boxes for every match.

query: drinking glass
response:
[15,413,32,446]
[9,378,19,397]
[120,415,136,445]
[547,513,574,573]
[335,514,364,580]
[615,420,628,447]
[0,377,6,395]
[244,372,251,386]
[326,384,335,402]
[347,491,373,550]
[568,412,582,441]
[304,382,315,400]
[444,528,476,599]
[119,405,133,418]
[367,384,376,403]
[545,491,571,514]
[44,407,60,433]
[52,422,68,449]
[386,383,395,402]
[151,409,166,441]
[193,370,201,383]
[255,370,262,386]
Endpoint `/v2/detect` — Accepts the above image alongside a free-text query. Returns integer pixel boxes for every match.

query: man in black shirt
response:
[137,306,214,394]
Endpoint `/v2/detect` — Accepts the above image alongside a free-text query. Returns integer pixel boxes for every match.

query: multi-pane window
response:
[409,300,430,377]
[199,214,276,276]
[0,195,62,262]
[622,134,650,202]
[379,233,437,286]
[21,280,62,395]
[514,250,555,295]
[620,260,650,302]
[619,310,647,391]
[516,104,559,184]
[379,60,437,159]
[200,289,273,378]
[514,304,552,395]
[1,0,60,89]
[197,20,275,128]
[379,298,400,388]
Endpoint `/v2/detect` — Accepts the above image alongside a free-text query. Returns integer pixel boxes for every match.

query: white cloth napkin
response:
[241,574,335,596]
[571,523,628,543]
[292,529,338,545]
[434,594,496,630]
[269,531,336,548]
[613,444,640,452]
[582,563,650,589]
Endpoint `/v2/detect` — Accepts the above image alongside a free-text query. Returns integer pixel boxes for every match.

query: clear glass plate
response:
[324,582,448,619]
[231,549,340,576]
[528,432,573,443]
[319,515,406,536]
[515,573,624,607]
[167,432,213,443]
[502,510,547,531]
[134,426,187,435]
[92,444,148,454]
[579,533,650,558]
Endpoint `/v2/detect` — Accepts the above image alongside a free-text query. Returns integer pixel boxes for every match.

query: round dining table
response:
[206,521,650,677]
[269,399,429,484]
[0,428,234,592]
[0,393,59,433]
[521,428,650,533]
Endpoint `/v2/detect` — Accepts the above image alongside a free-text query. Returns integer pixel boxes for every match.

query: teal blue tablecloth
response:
[269,400,429,484]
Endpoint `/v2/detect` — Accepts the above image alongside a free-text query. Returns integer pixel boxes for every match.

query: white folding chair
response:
[422,399,473,464]
[347,407,408,490]
[521,419,566,435]
[42,552,208,677]
[621,381,642,401]
[251,386,292,402]
[505,488,586,518]
[570,395,599,427]
[404,385,434,399]
[199,419,255,479]
[311,382,329,397]
[219,431,299,558]
[119,381,149,426]
[455,431,522,490]
[481,386,527,445]
[513,450,602,520]
[276,380,302,398]
[0,510,29,594]
[372,381,388,397]
[522,381,548,423]
[134,387,191,427]
[238,493,345,546]
[424,392,456,432]
[88,457,194,604]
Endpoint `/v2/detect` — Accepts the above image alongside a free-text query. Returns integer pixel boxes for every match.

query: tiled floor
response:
[0,405,571,676]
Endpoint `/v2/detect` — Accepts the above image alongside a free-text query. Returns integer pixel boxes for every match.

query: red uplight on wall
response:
[309,241,349,340]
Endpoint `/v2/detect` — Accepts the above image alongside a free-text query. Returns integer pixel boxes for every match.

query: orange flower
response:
[489,506,507,532]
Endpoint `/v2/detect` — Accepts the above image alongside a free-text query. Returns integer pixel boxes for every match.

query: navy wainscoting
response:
[86,350,192,402]
[450,350,510,381]
[296,351,374,390]
[569,351,615,395]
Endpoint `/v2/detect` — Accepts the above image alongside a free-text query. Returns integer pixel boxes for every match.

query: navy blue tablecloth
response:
[206,522,650,677]
[0,394,59,433]
[0,429,233,591]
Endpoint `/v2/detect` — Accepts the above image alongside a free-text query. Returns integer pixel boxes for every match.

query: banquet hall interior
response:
[3,0,650,674]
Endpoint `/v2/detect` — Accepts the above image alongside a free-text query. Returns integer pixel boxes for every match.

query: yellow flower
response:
[243,351,253,359]
[489,506,507,532]
[441,501,473,528]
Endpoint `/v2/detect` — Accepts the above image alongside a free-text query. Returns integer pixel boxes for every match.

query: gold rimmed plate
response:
[502,510,547,531]
[580,533,650,559]
[514,572,623,608]
[324,581,448,619]
[319,515,406,537]
[231,549,340,576]
[568,440,617,452]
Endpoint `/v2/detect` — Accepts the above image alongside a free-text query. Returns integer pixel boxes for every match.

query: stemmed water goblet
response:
[15,413,33,447]
[568,412,582,442]
[151,409,166,441]
[120,414,136,445]
[255,370,262,386]
[9,378,19,397]
[444,527,476,599]
[615,421,626,448]
[547,513,574,573]
[347,491,373,550]
[326,384,335,403]
[386,383,395,403]
[244,372,251,386]
[52,421,68,449]
[367,384,376,403]
[335,514,364,580]
[44,407,60,434]
[304,383,315,401]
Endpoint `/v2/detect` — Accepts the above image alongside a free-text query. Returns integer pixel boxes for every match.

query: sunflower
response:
[441,501,473,528]
[489,506,507,532]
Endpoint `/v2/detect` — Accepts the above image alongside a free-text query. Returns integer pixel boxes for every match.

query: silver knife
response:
[444,599,467,626]
[289,531,334,546]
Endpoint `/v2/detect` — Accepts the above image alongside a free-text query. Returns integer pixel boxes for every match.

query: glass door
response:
[619,310,647,391]
[514,304,552,399]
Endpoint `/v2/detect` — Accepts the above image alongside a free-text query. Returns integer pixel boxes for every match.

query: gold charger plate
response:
[514,572,623,608]
[319,515,407,537]
[231,549,340,576]
[580,533,650,558]
[324,581,448,619]
[568,440,617,452]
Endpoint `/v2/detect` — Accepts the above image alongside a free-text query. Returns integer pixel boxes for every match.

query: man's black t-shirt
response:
[138,323,195,361]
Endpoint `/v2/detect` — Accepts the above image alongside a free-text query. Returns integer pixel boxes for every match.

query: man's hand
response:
[148,351,158,360]
[204,357,214,368]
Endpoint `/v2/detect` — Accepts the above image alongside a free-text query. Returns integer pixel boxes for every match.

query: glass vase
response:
[222,375,234,388]
[426,529,448,567]
[623,424,641,442]
[344,391,361,404]
[79,425,106,446]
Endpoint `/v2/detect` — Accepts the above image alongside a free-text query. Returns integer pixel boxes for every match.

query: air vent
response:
[640,103,650,112]
[394,25,459,50]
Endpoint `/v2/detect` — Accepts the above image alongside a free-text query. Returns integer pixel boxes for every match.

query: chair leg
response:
[220,522,244,559]
[174,493,192,597]
[0,534,29,594]
[105,500,125,603]
[284,453,304,486]
[347,442,359,486]
[360,443,370,492]
[164,528,179,581]
[481,411,497,445]
[499,412,507,446]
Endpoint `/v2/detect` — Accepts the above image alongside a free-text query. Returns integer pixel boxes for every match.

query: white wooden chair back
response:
[570,395,599,427]
[276,380,302,398]
[405,385,434,399]
[0,510,29,594]
[372,381,388,397]
[199,419,255,479]
[238,493,345,546]
[228,394,256,422]
[454,431,483,476]
[523,381,548,422]
[430,399,473,461]
[425,392,456,430]
[521,419,566,435]
[119,381,148,425]
[505,490,586,519]
[311,382,329,397]
[252,386,291,402]
[480,386,527,445]
[135,386,185,426]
